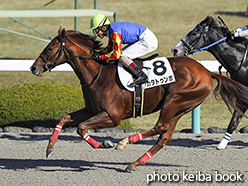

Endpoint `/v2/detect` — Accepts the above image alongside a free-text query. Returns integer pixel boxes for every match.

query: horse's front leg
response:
[46,108,94,158]
[46,114,72,158]
[77,111,118,149]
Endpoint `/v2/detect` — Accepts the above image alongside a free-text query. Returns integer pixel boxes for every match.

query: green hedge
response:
[0,82,131,129]
[0,82,84,128]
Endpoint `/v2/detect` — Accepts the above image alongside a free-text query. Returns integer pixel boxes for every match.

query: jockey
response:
[90,14,158,87]
[233,25,248,37]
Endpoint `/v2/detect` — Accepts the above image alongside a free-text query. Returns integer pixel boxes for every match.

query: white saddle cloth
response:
[117,57,176,92]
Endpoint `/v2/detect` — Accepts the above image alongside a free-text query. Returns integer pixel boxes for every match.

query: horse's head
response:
[171,16,229,56]
[31,27,70,76]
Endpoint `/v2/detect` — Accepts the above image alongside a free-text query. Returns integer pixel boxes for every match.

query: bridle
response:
[39,37,70,71]
[180,24,228,55]
[39,36,103,87]
[180,24,205,55]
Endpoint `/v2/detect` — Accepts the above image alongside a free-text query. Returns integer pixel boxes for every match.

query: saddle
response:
[133,53,159,64]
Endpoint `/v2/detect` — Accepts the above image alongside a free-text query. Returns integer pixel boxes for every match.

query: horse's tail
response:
[210,72,248,118]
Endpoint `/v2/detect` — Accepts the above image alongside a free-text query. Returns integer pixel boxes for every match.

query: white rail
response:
[0,59,226,72]
[0,9,116,18]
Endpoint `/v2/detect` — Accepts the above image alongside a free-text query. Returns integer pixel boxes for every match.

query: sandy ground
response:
[0,132,247,186]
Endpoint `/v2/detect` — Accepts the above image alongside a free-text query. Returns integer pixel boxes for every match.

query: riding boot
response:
[128,66,148,87]
[120,57,148,87]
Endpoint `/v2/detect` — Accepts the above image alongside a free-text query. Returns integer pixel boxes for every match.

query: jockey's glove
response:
[92,52,102,62]
[233,28,242,38]
[228,31,235,40]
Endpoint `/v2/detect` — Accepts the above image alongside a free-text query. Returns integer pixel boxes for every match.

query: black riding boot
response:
[128,66,148,87]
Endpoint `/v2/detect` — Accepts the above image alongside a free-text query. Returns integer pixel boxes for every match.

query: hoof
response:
[216,146,226,150]
[115,137,129,150]
[103,140,114,148]
[125,165,136,173]
[216,141,228,150]
[216,143,227,150]
[46,149,54,158]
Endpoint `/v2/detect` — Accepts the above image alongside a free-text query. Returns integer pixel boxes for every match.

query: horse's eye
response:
[191,31,198,36]
[47,47,53,52]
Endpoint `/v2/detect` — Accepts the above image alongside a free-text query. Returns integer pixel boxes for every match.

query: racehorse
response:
[171,16,248,150]
[31,27,248,172]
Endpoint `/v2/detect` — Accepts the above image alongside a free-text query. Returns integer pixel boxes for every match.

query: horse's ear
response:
[203,15,212,24]
[58,26,65,40]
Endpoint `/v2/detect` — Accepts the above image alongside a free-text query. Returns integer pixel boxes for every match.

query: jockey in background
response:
[233,25,248,37]
[90,14,158,87]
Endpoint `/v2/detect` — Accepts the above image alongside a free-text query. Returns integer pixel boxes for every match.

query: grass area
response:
[0,71,80,89]
[0,0,248,130]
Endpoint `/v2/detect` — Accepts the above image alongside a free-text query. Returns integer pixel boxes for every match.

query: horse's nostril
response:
[173,49,178,54]
[31,66,36,74]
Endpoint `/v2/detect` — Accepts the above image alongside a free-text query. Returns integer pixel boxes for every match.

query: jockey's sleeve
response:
[234,25,248,37]
[99,32,122,61]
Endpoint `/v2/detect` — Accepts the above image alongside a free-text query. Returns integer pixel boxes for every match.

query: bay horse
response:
[31,27,248,172]
[171,16,248,150]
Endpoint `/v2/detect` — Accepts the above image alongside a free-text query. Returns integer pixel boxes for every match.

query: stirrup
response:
[128,76,148,87]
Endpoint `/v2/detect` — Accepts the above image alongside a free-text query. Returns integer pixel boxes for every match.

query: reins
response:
[188,36,228,54]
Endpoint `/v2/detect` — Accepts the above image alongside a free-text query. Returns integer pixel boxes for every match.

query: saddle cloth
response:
[117,57,176,92]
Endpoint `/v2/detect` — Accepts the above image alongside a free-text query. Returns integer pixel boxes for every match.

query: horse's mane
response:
[65,30,103,51]
[201,16,248,44]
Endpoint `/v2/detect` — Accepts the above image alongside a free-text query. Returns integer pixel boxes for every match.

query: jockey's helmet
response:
[90,14,110,30]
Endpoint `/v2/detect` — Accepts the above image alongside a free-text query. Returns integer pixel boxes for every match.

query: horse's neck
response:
[67,46,100,87]
[208,39,245,74]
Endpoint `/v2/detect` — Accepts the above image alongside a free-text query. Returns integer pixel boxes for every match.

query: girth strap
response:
[133,87,144,118]
[132,60,145,118]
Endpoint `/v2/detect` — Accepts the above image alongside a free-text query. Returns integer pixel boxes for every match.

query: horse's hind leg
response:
[124,82,212,171]
[217,108,246,150]
[125,109,181,172]
[116,89,210,150]
[115,125,164,150]
[125,98,202,172]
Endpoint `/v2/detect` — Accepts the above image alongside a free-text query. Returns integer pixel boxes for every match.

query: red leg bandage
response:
[138,151,153,165]
[129,132,144,144]
[129,62,138,69]
[83,133,99,149]
[50,124,63,143]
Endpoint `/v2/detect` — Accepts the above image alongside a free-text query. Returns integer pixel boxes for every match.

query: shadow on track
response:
[0,158,187,173]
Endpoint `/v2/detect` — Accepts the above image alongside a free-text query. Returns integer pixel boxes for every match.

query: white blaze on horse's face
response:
[171,38,188,56]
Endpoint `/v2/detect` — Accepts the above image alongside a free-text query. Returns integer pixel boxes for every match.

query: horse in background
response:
[171,16,248,150]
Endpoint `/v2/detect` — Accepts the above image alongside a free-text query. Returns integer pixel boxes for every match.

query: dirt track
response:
[0,132,247,186]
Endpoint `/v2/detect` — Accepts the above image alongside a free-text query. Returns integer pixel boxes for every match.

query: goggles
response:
[94,27,103,34]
